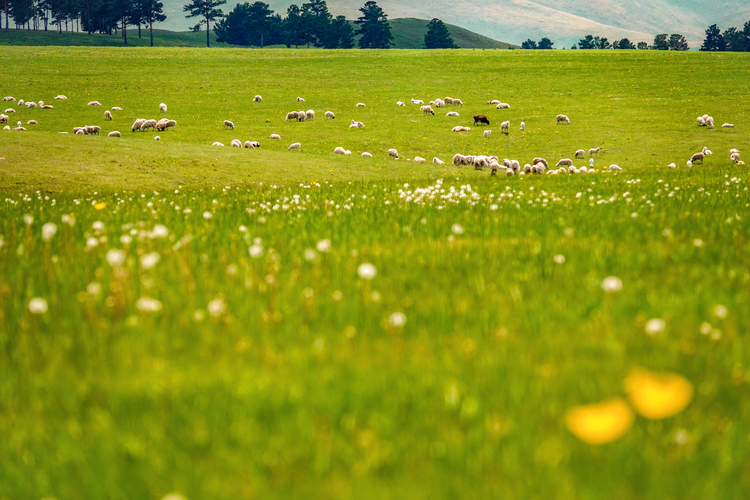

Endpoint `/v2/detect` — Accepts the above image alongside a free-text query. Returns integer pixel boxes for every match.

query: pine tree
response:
[354,1,391,49]
[614,38,635,49]
[520,38,536,49]
[668,34,688,51]
[301,0,331,47]
[137,0,165,46]
[424,18,455,49]
[637,41,648,50]
[183,0,225,47]
[538,37,553,49]
[652,33,668,50]
[700,24,725,52]
[282,3,308,47]
[578,35,595,49]
[723,27,744,51]
[322,14,353,49]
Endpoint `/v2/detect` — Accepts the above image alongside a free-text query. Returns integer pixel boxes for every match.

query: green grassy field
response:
[1,47,750,499]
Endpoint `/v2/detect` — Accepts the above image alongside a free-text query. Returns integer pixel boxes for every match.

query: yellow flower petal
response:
[94,202,107,210]
[625,368,694,420]
[565,398,634,445]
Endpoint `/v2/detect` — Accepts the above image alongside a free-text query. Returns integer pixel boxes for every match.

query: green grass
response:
[1,47,750,499]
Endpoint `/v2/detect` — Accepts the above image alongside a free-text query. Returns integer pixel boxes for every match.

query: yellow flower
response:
[565,398,634,445]
[625,368,693,419]
[94,202,107,210]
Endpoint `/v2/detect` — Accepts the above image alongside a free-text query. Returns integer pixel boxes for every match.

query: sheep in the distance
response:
[140,119,157,132]
[362,152,373,158]
[421,105,435,115]
[231,139,242,148]
[104,110,113,120]
[285,111,299,121]
[297,111,306,122]
[575,149,585,158]
[3,96,15,101]
[288,142,301,150]
[270,134,281,139]
[212,142,225,147]
[131,118,146,132]
[108,131,121,137]
[305,110,315,120]
[87,101,102,106]
[297,97,305,102]
[722,123,734,128]
[433,157,445,165]
[54,95,67,100]
[325,111,335,119]
[473,115,490,126]
[731,152,741,163]
[446,111,459,117]
[334,147,346,155]
[452,126,470,132]
[27,120,38,125]
[39,102,54,109]
[388,149,399,159]
[245,141,260,149]
[556,114,570,124]
[487,100,501,105]
[26,102,37,109]
[557,158,573,167]
[350,120,365,128]
[484,130,491,138]
[532,157,548,167]
[496,103,510,109]
[224,120,235,129]
[500,121,510,134]
[396,101,406,106]
[253,95,262,102]
[452,99,463,106]
[0,114,7,123]
[690,152,705,164]
[159,103,167,113]
[589,147,601,156]
[411,99,424,104]
[112,106,122,111]
[356,103,366,107]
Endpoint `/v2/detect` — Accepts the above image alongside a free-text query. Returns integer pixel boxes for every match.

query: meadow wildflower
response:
[357,263,377,280]
[141,252,160,270]
[92,221,105,231]
[713,304,728,319]
[565,398,634,445]
[106,249,126,267]
[645,318,666,335]
[625,368,694,419]
[28,297,48,314]
[316,239,332,252]
[249,244,264,258]
[86,237,99,249]
[601,276,623,292]
[42,222,57,241]
[388,312,407,328]
[553,254,565,264]
[208,297,226,317]
[136,297,162,313]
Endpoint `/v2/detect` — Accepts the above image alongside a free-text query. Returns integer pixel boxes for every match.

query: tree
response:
[184,0,225,47]
[668,33,688,51]
[538,37,553,49]
[424,18,455,49]
[578,34,595,49]
[354,1,392,49]
[322,14,353,48]
[614,38,635,49]
[137,0,165,46]
[653,33,668,50]
[215,1,280,47]
[723,27,745,51]
[743,21,750,52]
[700,24,725,51]
[596,36,610,49]
[301,0,331,47]
[521,38,536,49]
[9,0,34,28]
[282,3,308,47]
[637,41,648,50]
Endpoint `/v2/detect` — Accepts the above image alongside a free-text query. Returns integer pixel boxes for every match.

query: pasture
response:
[1,47,750,499]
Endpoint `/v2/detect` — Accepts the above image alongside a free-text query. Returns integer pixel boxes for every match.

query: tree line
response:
[571,33,688,50]
[700,22,750,51]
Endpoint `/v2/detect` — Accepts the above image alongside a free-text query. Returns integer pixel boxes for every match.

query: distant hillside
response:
[0,22,515,49]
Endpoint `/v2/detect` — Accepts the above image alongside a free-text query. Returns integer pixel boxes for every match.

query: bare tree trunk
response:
[206,17,210,47]
[122,17,127,44]
[150,20,153,47]
[138,23,141,38]
[4,0,7,31]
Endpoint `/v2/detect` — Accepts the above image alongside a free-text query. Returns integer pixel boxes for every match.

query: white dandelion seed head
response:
[700,322,712,335]
[645,318,666,335]
[226,264,238,276]
[357,263,377,280]
[553,254,565,264]
[24,214,34,226]
[120,234,133,245]
[674,429,688,445]
[106,249,127,267]
[87,282,102,296]
[86,237,99,250]
[193,310,205,321]
[141,252,160,270]
[713,304,728,319]
[316,239,332,253]
[92,220,105,231]
[203,211,213,220]
[136,297,162,313]
[152,224,169,238]
[332,290,343,301]
[208,297,226,317]
[451,224,464,235]
[601,276,623,292]
[387,312,407,328]
[693,239,704,248]
[303,248,318,262]
[239,225,247,233]
[249,244,264,258]
[42,222,57,241]
[28,297,48,314]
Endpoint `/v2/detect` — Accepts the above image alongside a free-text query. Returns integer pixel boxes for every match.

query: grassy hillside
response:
[0,20,515,49]
[1,48,750,500]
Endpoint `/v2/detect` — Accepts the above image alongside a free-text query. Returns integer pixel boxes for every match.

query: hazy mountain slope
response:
[158,0,750,48]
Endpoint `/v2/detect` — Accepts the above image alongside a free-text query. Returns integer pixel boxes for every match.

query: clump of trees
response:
[700,22,750,51]
[424,18,455,48]
[573,33,689,50]
[521,37,553,49]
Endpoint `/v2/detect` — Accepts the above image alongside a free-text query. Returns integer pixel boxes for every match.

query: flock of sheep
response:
[2,91,743,175]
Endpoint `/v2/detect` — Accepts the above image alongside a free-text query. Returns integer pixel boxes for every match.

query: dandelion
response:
[42,222,57,241]
[92,221,105,231]
[94,202,107,210]
[713,304,728,319]
[700,322,712,335]
[332,291,343,301]
[106,249,126,267]
[28,297,48,314]
[645,318,666,335]
[120,234,133,245]
[239,225,247,233]
[86,237,99,250]
[24,215,34,225]
[565,398,634,445]
[357,263,377,280]
[249,244,264,258]
[387,312,407,328]
[316,239,332,252]
[601,276,623,292]
[152,224,168,238]
[693,238,704,248]
[193,310,206,321]
[203,211,213,220]
[208,297,226,317]
[226,264,238,276]
[141,252,160,270]
[674,428,689,445]
[303,248,318,262]
[451,224,464,235]
[87,282,102,296]
[625,368,694,420]
[553,254,565,264]
[136,297,162,313]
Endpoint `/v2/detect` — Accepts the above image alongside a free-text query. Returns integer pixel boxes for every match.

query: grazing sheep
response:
[27,120,38,125]
[705,116,714,128]
[722,123,734,128]
[452,126,470,132]
[575,149,585,158]
[453,154,466,166]
[0,114,7,123]
[690,152,705,163]
[388,149,399,159]
[140,119,156,132]
[608,165,623,172]
[3,96,15,101]
[306,109,315,120]
[253,95,262,102]
[395,101,405,106]
[212,142,225,147]
[568,165,578,174]
[487,100,501,105]
[108,131,121,137]
[154,136,160,141]
[224,120,235,129]
[362,152,373,158]
[500,121,510,134]
[414,157,426,163]
[579,166,588,173]
[356,103,366,107]
[288,142,301,150]
[411,99,424,104]
[334,147,346,155]
[111,106,122,111]
[75,129,84,135]
[87,125,101,135]
[344,150,352,155]
[4,108,15,113]
[231,139,242,148]
[87,101,102,106]
[13,125,26,131]
[104,110,113,120]
[697,117,706,127]
[556,114,570,124]
[452,99,463,106]
[473,115,490,126]
[496,103,511,109]
[484,130,492,138]
[589,147,601,156]
[159,103,167,113]
[26,101,37,109]
[668,162,676,168]
[421,105,435,115]
[702,147,712,155]
[520,121,525,131]
[433,157,445,165]
[165,120,177,130]
[18,100,24,106]
[297,111,306,122]
[506,167,515,176]
[54,95,67,100]
[473,156,489,170]
[556,158,573,167]
[131,118,146,132]
[434,99,445,108]
[686,160,693,168]
[297,97,305,102]
[38,101,53,109]
[325,111,335,119]
[350,120,365,128]
[285,111,299,121]
[510,160,521,172]
[532,157,548,167]
[729,149,739,154]
[737,160,746,166]
[245,141,260,149]
[446,111,459,117]
[731,152,741,163]
[524,164,532,174]
[155,119,169,132]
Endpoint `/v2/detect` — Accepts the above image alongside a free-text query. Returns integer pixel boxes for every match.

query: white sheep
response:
[325,111,335,120]
[510,160,521,171]
[26,101,37,109]
[297,97,305,102]
[608,164,623,171]
[350,120,365,128]
[0,114,7,123]
[556,114,570,124]
[414,157,426,163]
[253,95,262,102]
[575,149,585,158]
[668,162,676,168]
[305,109,315,120]
[3,96,15,101]
[159,103,167,113]
[18,100,24,106]
[388,149,399,159]
[483,130,491,138]
[87,101,102,106]
[520,122,525,131]
[285,111,299,121]
[452,126,470,132]
[344,150,352,155]
[165,120,177,130]
[589,147,601,156]
[54,95,67,100]
[722,123,734,128]
[500,121,510,134]
[487,100,501,105]
[231,139,242,147]
[212,142,225,147]
[433,157,445,165]
[288,142,301,150]
[27,120,38,125]
[362,152,373,158]
[356,103,366,107]
[297,111,306,122]
[568,165,578,174]
[223,120,235,129]
[687,160,693,167]
[140,119,156,132]
[411,99,424,105]
[74,129,84,135]
[154,136,160,141]
[556,158,573,167]
[420,105,435,115]
[4,108,15,114]
[453,154,468,166]
[697,117,706,127]
[731,152,741,163]
[334,147,346,155]
[108,131,121,137]
[270,134,281,139]
[506,167,515,176]
[702,147,712,155]
[706,116,714,128]
[446,111,459,117]
[396,101,405,106]
[690,152,705,163]
[104,110,113,120]
[452,99,463,106]
[245,141,260,149]
[496,103,510,109]
[473,156,489,170]
[131,118,146,132]
[111,106,122,111]
[729,149,740,154]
